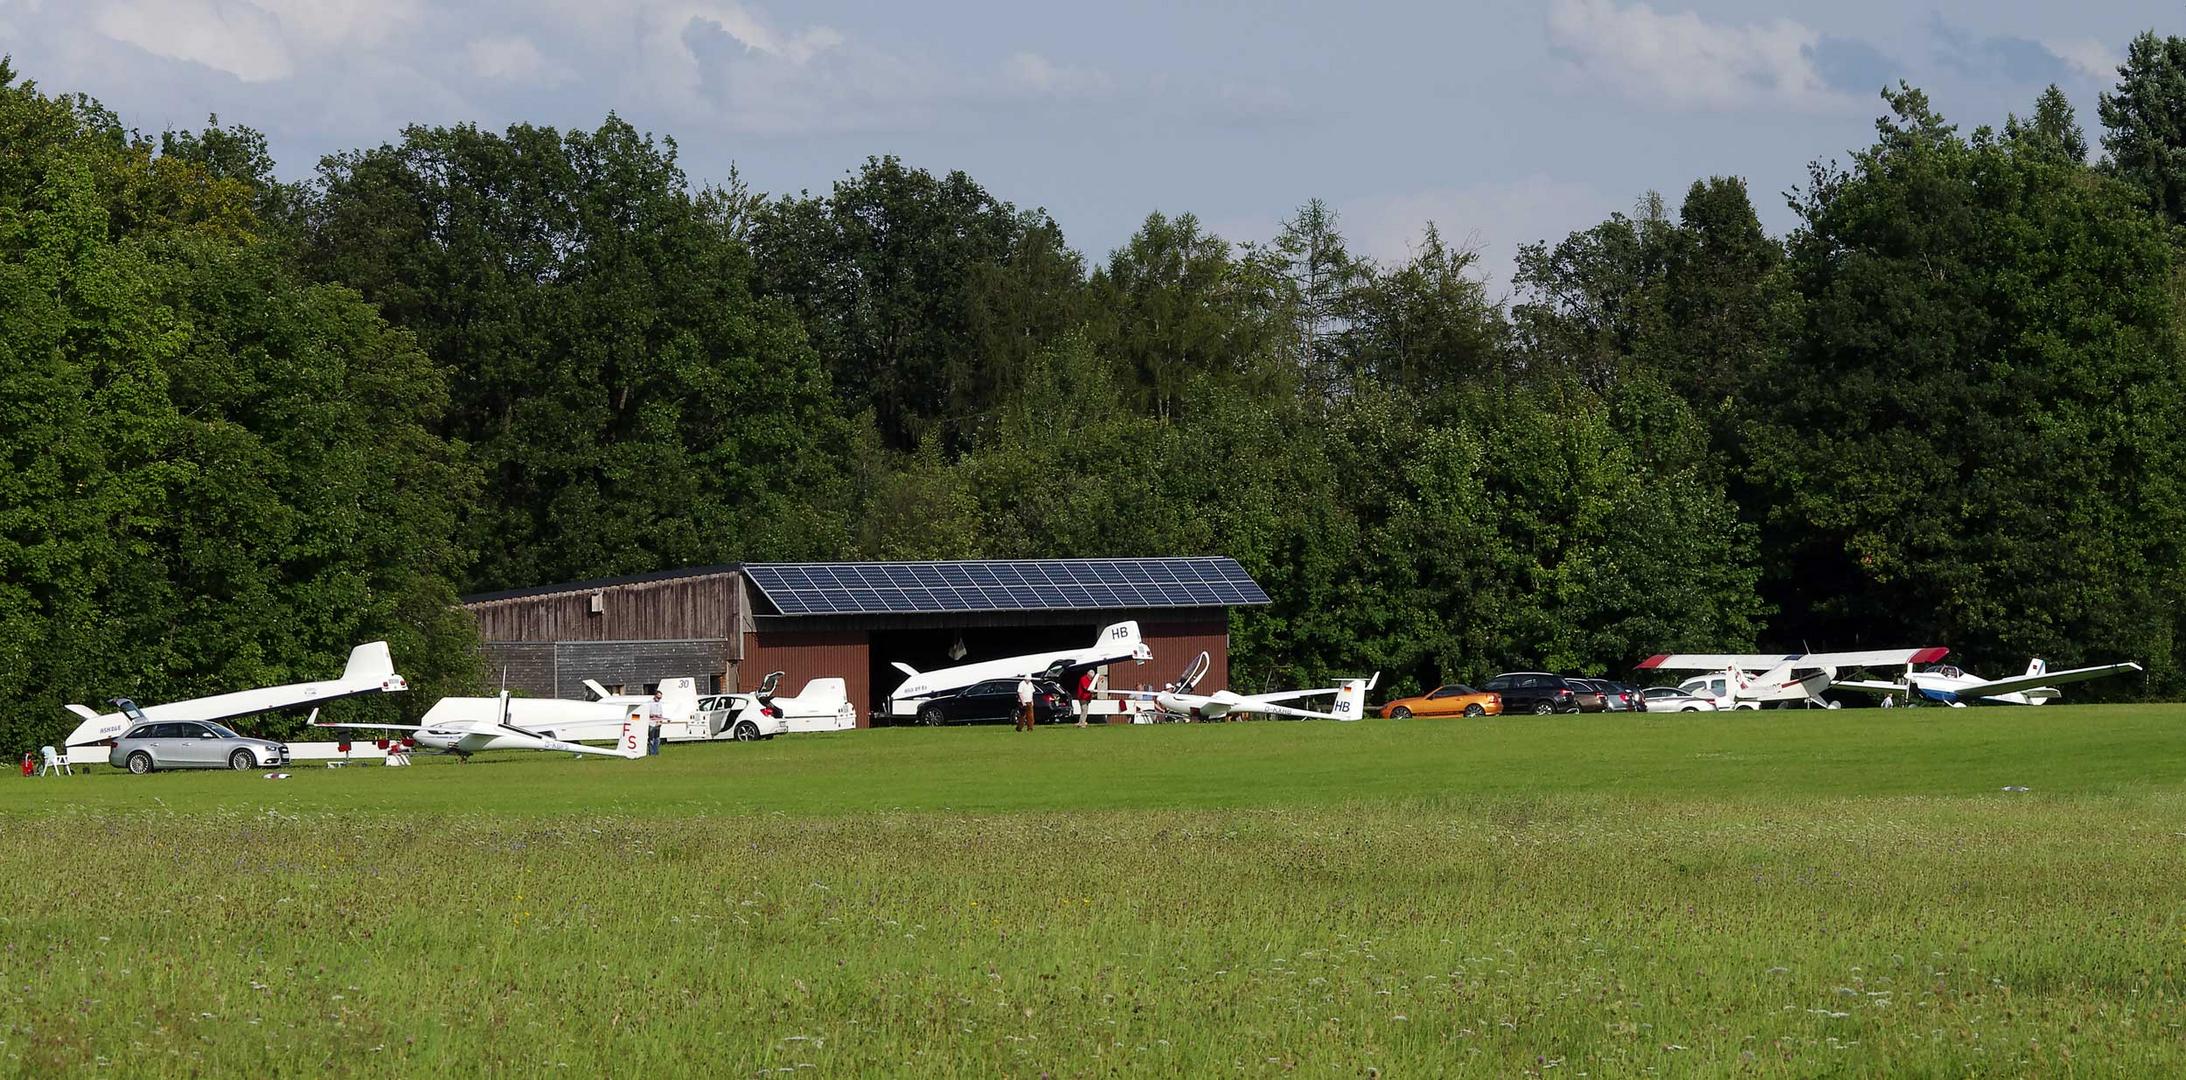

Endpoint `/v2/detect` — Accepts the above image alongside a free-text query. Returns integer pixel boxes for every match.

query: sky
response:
[1,0,2174,293]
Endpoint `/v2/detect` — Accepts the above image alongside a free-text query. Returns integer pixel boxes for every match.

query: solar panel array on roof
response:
[745,558,1269,616]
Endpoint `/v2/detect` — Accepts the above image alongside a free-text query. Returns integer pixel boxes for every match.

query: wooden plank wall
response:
[478,640,735,699]
[740,630,871,726]
[466,572,741,652]
[1128,619,1234,695]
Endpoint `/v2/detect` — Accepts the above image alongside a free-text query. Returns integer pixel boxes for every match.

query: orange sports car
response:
[1379,684,1502,718]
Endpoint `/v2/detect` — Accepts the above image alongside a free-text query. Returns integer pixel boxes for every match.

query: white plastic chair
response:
[38,745,71,776]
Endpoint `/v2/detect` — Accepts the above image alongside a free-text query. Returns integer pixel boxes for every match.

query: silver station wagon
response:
[108,704,290,774]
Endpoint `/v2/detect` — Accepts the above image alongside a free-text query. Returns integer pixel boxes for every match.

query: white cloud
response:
[252,0,419,48]
[1343,176,1615,297]
[1003,51,1111,97]
[92,0,293,82]
[2043,37,2120,83]
[467,35,550,83]
[86,0,421,83]
[1546,0,1838,111]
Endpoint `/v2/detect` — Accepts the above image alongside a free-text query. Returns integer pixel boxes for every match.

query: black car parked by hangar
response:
[1479,672,1602,714]
[913,678,1069,726]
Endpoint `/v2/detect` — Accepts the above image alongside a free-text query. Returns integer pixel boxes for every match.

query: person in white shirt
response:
[645,691,666,755]
[1015,677,1036,732]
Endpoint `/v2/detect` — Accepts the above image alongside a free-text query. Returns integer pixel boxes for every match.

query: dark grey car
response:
[109,718,290,773]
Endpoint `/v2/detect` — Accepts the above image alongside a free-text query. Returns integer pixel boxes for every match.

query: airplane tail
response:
[1096,621,1152,664]
[1330,673,1379,721]
[2026,658,2046,677]
[342,641,404,690]
[619,714,646,758]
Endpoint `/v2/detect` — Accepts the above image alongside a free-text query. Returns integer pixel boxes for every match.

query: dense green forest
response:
[7,36,2186,750]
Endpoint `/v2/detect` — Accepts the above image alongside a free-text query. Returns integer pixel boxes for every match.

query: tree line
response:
[7,35,2186,749]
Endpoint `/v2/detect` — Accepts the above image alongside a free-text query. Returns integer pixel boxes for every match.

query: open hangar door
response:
[868,624,1100,724]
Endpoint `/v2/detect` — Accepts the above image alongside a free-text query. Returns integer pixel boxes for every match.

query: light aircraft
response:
[885,621,1152,717]
[1101,651,1379,721]
[314,691,646,760]
[62,641,409,747]
[1634,649,1957,709]
[1831,657,2142,706]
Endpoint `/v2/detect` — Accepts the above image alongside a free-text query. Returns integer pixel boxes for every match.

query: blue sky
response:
[1,1,2173,291]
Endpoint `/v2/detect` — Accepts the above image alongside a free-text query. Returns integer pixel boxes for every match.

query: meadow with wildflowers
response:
[4,707,2184,1076]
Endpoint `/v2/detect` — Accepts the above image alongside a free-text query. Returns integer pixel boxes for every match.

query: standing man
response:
[1016,676,1037,732]
[646,690,666,755]
[1074,669,1096,728]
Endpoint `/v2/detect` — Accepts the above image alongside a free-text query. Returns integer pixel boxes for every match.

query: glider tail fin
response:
[1331,673,1378,721]
[1097,620,1152,663]
[620,713,646,758]
[2026,658,2046,677]
[343,640,394,680]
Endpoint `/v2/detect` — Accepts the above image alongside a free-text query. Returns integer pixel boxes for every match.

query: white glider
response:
[1101,651,1378,721]
[886,621,1152,717]
[63,641,409,747]
[314,691,646,760]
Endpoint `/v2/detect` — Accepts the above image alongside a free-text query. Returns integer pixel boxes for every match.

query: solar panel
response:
[743,558,1269,616]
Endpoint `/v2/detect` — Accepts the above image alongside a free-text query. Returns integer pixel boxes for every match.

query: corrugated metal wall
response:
[466,573,741,648]
[741,629,872,726]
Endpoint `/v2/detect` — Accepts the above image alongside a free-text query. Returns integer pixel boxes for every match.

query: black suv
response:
[1480,672,1595,714]
[914,679,1068,726]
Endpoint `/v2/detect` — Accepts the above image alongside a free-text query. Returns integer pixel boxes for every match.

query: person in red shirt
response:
[1074,669,1096,728]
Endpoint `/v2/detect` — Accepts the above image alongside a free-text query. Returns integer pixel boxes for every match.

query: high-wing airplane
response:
[885,621,1152,718]
[313,691,646,760]
[62,641,410,747]
[1101,651,1379,721]
[1831,657,2143,706]
[1634,649,1954,709]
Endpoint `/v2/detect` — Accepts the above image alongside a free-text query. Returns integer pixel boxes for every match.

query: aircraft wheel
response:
[732,721,761,742]
[228,749,255,771]
[919,706,946,728]
[1463,704,1485,717]
[126,751,154,775]
[1390,706,1412,719]
[1532,701,1555,716]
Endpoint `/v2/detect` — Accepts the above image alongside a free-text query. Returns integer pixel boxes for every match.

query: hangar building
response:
[459,558,1270,724]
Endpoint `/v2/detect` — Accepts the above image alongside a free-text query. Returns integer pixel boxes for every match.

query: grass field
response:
[4,708,2185,1076]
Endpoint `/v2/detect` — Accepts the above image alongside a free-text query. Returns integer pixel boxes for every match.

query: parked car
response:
[1640,686,1719,712]
[1674,674,1762,710]
[1572,678,1641,712]
[1479,672,1593,714]
[1379,684,1503,719]
[109,720,290,773]
[913,678,1068,726]
[693,694,788,741]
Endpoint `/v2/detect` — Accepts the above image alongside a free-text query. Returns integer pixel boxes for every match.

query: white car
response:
[1674,675,1763,710]
[694,694,788,741]
[1640,686,1719,712]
